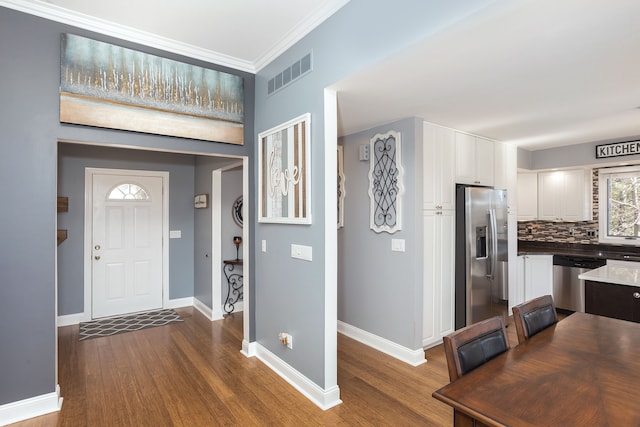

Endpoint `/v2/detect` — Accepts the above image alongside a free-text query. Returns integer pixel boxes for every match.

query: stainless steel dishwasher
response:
[552,255,606,312]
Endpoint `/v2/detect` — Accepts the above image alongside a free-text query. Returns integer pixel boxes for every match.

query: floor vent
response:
[268,52,312,96]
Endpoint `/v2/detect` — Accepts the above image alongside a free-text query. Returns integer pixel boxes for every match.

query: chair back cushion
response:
[523,305,556,338]
[457,329,508,375]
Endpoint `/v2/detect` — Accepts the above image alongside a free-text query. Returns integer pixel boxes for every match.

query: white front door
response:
[92,172,164,318]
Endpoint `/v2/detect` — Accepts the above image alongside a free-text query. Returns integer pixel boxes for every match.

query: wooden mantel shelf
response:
[57,229,68,245]
[57,197,69,213]
[57,197,68,245]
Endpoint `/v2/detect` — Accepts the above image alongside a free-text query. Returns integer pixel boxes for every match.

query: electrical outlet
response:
[278,332,293,349]
[569,228,575,237]
[586,230,596,238]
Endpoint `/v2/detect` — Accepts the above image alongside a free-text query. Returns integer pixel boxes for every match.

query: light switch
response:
[391,239,405,252]
[169,230,182,239]
[291,244,312,261]
[359,144,370,161]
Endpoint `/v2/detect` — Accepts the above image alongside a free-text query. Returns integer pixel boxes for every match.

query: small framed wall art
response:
[194,194,208,209]
[258,113,311,224]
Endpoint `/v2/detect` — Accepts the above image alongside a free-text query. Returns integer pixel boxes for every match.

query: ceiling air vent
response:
[268,52,312,96]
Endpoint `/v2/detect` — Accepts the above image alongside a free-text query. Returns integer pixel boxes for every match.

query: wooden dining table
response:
[432,312,640,426]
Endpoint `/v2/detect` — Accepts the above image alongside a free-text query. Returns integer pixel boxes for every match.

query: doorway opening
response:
[84,168,168,319]
[56,141,250,342]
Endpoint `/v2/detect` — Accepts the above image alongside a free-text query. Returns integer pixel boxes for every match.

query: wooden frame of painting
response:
[258,113,311,224]
[59,33,244,144]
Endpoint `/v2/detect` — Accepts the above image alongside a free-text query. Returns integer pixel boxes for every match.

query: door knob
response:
[633,292,640,299]
[94,255,101,260]
[95,245,101,250]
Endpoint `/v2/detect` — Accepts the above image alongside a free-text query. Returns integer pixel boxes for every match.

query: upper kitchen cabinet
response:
[517,172,538,221]
[455,131,494,186]
[423,122,455,211]
[538,169,592,221]
[494,141,518,213]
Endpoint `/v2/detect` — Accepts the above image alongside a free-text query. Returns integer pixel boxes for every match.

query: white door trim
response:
[83,167,170,321]
[211,161,244,320]
[211,168,223,320]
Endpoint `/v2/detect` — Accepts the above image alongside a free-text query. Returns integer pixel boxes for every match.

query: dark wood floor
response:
[9,307,528,426]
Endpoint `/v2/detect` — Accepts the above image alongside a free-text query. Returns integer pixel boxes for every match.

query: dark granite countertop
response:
[517,240,640,261]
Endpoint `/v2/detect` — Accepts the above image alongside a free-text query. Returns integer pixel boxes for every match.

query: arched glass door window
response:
[107,183,150,200]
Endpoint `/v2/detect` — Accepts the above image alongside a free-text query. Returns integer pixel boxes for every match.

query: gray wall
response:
[0,7,254,406]
[338,118,424,349]
[57,144,197,315]
[254,0,496,388]
[523,134,640,170]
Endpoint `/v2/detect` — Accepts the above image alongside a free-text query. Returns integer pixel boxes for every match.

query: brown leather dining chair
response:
[512,294,558,344]
[443,316,509,382]
[442,316,509,427]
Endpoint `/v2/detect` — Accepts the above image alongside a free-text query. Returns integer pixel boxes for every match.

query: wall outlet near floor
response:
[278,332,293,349]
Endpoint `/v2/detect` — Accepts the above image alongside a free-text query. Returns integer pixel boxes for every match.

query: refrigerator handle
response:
[487,209,498,279]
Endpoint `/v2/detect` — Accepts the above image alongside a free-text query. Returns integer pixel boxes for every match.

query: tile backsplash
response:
[517,169,599,244]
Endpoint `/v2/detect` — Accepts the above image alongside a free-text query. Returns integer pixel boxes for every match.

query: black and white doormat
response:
[79,309,183,340]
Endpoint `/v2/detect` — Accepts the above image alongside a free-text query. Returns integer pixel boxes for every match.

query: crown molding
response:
[0,0,256,73]
[1,0,351,74]
[253,0,351,72]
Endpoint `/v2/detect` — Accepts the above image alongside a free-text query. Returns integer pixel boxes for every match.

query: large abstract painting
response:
[60,34,244,144]
[258,114,311,224]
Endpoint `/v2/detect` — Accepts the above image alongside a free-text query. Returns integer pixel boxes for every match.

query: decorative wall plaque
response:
[368,131,404,233]
[258,113,311,224]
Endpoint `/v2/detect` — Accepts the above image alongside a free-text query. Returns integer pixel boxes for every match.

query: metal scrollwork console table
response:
[223,259,243,315]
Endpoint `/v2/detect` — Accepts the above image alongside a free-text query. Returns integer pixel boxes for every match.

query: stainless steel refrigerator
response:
[455,185,509,330]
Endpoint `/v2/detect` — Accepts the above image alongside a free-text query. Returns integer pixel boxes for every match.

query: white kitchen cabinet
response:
[422,121,456,348]
[423,122,455,211]
[519,254,553,302]
[455,131,494,186]
[538,169,592,221]
[517,172,538,220]
[422,209,455,348]
[494,141,518,214]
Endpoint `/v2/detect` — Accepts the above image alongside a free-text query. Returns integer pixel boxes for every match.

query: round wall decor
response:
[232,196,243,227]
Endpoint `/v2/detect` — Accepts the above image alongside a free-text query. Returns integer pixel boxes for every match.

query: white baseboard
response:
[193,298,213,320]
[57,312,88,327]
[255,344,342,411]
[193,298,245,322]
[0,385,63,426]
[337,321,426,367]
[165,297,194,310]
[241,339,257,358]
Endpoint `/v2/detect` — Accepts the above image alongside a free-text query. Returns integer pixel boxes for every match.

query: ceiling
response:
[332,0,640,150]
[5,0,640,150]
[5,0,350,71]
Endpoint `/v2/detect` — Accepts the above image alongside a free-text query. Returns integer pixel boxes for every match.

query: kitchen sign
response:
[596,140,640,159]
